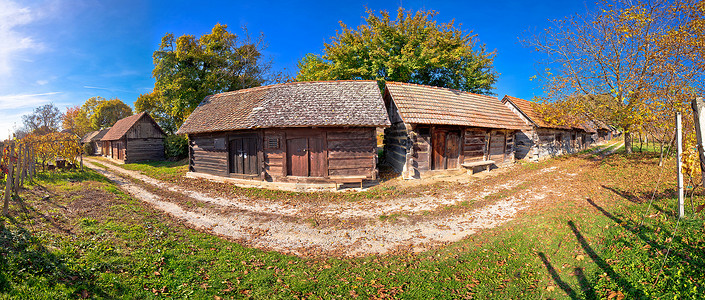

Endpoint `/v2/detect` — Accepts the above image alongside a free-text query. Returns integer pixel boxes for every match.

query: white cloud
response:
[36,79,48,85]
[0,0,43,77]
[0,91,60,110]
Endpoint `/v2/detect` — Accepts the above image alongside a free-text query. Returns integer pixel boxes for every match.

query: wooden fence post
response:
[691,97,705,195]
[4,141,14,216]
[12,142,20,193]
[676,112,684,219]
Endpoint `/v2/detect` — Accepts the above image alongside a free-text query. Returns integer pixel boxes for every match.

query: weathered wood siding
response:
[189,132,229,176]
[383,122,409,174]
[463,129,487,163]
[398,126,516,179]
[125,138,165,163]
[190,127,378,183]
[263,127,377,182]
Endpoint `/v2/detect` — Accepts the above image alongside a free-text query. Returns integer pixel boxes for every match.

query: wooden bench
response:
[461,160,495,174]
[330,175,367,189]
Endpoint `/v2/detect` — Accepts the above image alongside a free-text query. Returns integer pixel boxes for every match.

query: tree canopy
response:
[528,0,703,154]
[21,103,63,136]
[90,98,133,130]
[296,8,497,95]
[136,23,271,133]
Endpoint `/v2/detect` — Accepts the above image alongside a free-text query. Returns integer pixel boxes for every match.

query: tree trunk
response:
[624,131,633,154]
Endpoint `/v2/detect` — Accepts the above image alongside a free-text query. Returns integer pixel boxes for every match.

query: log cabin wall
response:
[122,117,166,163]
[189,127,378,184]
[189,132,229,176]
[263,127,377,183]
[403,126,515,178]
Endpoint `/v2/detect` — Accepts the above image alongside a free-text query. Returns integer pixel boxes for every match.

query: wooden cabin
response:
[80,128,110,155]
[501,95,596,161]
[382,82,526,179]
[176,81,390,186]
[100,112,166,163]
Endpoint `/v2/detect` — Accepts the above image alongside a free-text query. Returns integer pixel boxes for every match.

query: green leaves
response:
[142,24,270,134]
[90,98,133,130]
[296,8,497,94]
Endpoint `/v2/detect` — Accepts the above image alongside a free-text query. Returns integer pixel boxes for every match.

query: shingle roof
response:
[501,95,571,130]
[177,81,391,135]
[384,82,526,130]
[80,131,99,143]
[80,128,110,143]
[101,112,164,141]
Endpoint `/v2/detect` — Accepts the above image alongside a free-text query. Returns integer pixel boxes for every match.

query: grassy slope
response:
[1,149,702,299]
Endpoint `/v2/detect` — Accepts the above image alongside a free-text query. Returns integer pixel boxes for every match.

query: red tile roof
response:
[101,112,165,141]
[384,82,526,130]
[177,81,391,135]
[501,95,571,129]
[80,128,110,143]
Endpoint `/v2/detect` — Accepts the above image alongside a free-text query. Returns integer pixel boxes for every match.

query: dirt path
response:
[83,153,609,257]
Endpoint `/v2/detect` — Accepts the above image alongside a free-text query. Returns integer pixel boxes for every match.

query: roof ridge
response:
[385,81,498,100]
[209,80,380,98]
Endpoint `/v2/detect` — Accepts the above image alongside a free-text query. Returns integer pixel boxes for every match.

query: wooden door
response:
[433,130,462,170]
[308,137,325,177]
[287,138,308,176]
[230,137,258,175]
[432,130,447,170]
[445,132,460,168]
[286,136,325,177]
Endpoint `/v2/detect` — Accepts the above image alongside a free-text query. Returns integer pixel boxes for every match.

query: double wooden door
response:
[286,136,325,177]
[230,137,258,175]
[432,130,461,170]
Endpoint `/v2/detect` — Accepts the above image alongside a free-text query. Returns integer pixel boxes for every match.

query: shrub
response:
[165,134,188,159]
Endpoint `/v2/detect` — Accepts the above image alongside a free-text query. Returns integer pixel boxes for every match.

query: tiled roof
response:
[102,112,164,141]
[177,81,391,134]
[80,128,110,143]
[80,130,99,143]
[501,95,571,129]
[384,82,526,130]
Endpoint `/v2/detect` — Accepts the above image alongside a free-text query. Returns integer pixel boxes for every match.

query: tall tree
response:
[22,103,63,135]
[90,98,133,129]
[528,0,701,154]
[62,106,92,137]
[137,23,270,132]
[296,8,498,94]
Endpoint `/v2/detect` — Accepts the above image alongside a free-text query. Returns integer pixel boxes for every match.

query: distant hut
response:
[176,81,390,187]
[80,128,110,155]
[382,82,526,179]
[501,95,595,161]
[100,112,166,163]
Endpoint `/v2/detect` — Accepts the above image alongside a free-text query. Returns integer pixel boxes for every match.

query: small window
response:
[266,137,280,149]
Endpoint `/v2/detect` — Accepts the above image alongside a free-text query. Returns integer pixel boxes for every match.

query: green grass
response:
[1,149,703,299]
[92,157,188,182]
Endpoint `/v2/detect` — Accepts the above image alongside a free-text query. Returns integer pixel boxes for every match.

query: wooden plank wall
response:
[513,130,534,160]
[190,132,228,176]
[262,127,377,182]
[383,122,408,173]
[463,129,486,163]
[411,127,431,173]
[125,138,164,163]
[263,130,284,180]
[126,117,164,139]
[326,128,376,178]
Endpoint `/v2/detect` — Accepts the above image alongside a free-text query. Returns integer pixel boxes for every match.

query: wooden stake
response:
[4,141,13,216]
[691,97,705,197]
[677,112,684,219]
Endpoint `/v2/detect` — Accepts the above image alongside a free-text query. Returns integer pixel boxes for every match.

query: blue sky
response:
[0,0,595,139]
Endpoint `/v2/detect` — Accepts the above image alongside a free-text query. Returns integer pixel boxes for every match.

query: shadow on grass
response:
[600,185,674,217]
[568,220,646,298]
